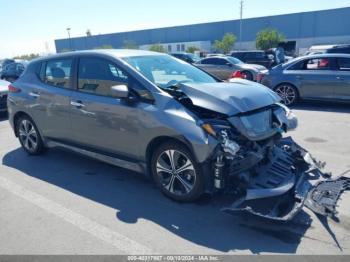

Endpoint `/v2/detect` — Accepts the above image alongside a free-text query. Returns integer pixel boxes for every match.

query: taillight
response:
[229,70,244,79]
[8,84,21,93]
[256,73,265,82]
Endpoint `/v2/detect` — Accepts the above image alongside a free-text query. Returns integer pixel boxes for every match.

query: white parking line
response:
[0,176,152,254]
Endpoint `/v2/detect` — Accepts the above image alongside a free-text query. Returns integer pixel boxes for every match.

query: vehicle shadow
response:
[291,101,350,114]
[3,147,318,254]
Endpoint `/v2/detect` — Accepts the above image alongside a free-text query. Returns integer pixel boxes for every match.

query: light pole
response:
[239,0,244,50]
[66,27,72,50]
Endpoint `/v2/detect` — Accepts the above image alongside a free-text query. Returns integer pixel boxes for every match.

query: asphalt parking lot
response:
[0,102,350,255]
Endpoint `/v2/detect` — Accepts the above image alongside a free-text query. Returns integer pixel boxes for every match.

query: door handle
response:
[70,100,85,108]
[29,92,40,98]
[336,76,344,80]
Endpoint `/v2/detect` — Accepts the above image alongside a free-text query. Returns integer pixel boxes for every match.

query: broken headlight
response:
[274,103,298,131]
[200,120,232,139]
[199,120,241,156]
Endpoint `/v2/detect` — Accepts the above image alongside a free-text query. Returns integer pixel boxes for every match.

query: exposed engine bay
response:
[163,82,350,221]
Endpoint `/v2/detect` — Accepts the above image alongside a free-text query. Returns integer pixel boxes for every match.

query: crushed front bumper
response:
[221,137,350,221]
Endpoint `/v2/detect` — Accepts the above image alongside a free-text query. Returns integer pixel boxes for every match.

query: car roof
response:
[32,49,164,63]
[171,52,190,55]
[201,56,227,59]
[231,50,264,53]
[299,53,350,59]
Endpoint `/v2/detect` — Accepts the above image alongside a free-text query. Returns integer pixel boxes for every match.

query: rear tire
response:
[16,115,46,155]
[274,83,299,106]
[151,141,204,202]
[241,71,254,81]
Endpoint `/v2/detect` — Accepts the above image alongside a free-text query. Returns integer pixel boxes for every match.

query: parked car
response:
[0,62,26,82]
[7,50,342,221]
[259,54,350,105]
[195,56,267,81]
[307,44,350,55]
[0,59,15,73]
[170,52,200,64]
[0,79,10,113]
[230,50,274,68]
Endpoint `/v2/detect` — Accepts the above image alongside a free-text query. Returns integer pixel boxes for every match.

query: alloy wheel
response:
[19,119,38,152]
[156,150,196,196]
[275,85,297,106]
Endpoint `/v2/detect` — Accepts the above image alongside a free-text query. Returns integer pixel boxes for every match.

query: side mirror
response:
[111,85,129,98]
[226,62,233,67]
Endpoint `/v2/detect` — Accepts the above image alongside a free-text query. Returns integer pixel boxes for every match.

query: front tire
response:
[151,142,204,202]
[16,115,46,155]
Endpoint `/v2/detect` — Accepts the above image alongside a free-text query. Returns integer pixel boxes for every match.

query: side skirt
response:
[46,140,147,174]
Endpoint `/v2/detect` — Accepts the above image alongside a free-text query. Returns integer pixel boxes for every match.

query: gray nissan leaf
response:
[7,50,348,221]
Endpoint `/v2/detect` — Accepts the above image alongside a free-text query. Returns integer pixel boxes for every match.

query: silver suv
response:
[7,50,343,221]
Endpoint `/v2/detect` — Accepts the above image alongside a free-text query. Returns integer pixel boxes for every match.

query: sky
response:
[0,0,350,58]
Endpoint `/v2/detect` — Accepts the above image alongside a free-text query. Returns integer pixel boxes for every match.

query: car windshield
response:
[188,53,201,63]
[123,55,218,88]
[226,56,243,65]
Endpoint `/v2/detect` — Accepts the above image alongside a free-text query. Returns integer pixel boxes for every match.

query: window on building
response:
[181,44,185,52]
[176,44,181,52]
[168,45,172,52]
[44,58,73,88]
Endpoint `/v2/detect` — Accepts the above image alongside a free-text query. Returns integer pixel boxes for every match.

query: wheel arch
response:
[12,111,45,141]
[145,136,197,169]
[12,111,32,137]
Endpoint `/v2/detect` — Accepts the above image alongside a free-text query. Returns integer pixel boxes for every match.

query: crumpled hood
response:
[179,79,281,116]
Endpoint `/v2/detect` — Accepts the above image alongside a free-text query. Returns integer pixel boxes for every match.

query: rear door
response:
[334,57,350,100]
[30,57,74,140]
[286,57,336,99]
[198,58,232,80]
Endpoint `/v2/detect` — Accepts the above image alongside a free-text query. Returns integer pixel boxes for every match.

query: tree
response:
[213,33,237,54]
[186,46,200,53]
[123,40,139,49]
[94,44,113,49]
[13,53,40,60]
[149,44,166,53]
[256,28,285,50]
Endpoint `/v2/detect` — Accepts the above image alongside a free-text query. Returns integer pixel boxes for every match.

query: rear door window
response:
[200,58,226,65]
[305,58,331,70]
[337,58,350,71]
[44,58,73,88]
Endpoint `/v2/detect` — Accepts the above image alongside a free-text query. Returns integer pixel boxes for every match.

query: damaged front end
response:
[201,103,349,221]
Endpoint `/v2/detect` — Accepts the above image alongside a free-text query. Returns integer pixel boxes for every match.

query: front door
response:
[29,58,74,140]
[70,56,150,160]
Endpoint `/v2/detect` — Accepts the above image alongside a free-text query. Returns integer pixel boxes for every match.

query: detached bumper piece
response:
[222,137,350,221]
[305,176,350,218]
